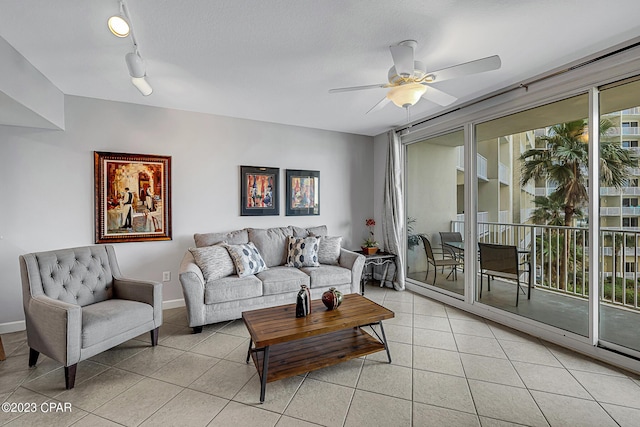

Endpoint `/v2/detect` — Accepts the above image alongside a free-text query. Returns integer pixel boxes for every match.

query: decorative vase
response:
[321,287,343,310]
[361,246,379,255]
[296,285,311,318]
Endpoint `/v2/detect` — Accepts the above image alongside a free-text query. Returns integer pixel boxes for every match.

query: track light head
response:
[125,52,146,78]
[108,15,130,37]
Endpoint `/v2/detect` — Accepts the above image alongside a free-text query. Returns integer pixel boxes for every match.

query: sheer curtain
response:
[382,130,405,290]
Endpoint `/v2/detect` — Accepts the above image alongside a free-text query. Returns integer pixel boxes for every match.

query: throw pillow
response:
[189,245,236,282]
[318,236,342,265]
[224,242,268,277]
[286,236,320,268]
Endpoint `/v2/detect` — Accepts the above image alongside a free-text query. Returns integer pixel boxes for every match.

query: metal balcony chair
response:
[420,235,462,286]
[439,231,464,266]
[478,243,531,306]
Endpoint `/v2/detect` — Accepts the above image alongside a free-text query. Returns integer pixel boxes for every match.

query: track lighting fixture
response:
[125,52,153,96]
[108,1,129,37]
[108,0,153,96]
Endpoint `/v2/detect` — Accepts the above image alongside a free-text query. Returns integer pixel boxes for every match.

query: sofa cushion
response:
[82,299,153,348]
[257,266,311,295]
[204,275,263,304]
[307,225,328,237]
[291,226,309,237]
[195,229,248,248]
[189,245,235,281]
[317,236,342,265]
[300,265,352,288]
[286,236,320,267]
[248,227,293,267]
[224,242,267,277]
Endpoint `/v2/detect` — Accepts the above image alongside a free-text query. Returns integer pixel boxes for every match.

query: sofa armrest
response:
[25,295,82,366]
[113,278,163,327]
[339,248,366,294]
[179,251,207,328]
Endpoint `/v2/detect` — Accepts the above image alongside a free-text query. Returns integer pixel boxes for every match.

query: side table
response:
[0,336,5,361]
[356,251,397,295]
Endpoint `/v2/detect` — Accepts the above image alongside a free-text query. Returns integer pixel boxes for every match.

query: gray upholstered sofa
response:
[179,225,365,332]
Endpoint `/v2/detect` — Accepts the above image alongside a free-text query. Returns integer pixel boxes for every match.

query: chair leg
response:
[28,348,39,367]
[65,364,77,390]
[516,280,520,307]
[193,326,203,334]
[479,274,483,299]
[527,262,532,300]
[150,327,159,346]
[0,336,6,361]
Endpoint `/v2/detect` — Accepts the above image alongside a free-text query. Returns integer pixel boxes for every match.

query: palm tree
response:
[530,193,571,226]
[520,118,637,289]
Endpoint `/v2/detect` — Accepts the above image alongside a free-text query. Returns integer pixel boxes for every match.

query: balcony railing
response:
[448,220,640,311]
[477,154,488,181]
[498,163,510,185]
[456,148,489,182]
[610,127,640,135]
[601,207,621,216]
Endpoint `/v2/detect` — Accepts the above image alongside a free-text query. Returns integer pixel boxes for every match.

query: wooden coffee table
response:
[242,293,394,402]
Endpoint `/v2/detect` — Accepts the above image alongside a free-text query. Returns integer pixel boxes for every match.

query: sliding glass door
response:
[474,94,590,336]
[598,77,640,357]
[406,130,465,297]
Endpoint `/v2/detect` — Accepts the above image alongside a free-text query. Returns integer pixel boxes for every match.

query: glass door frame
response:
[400,44,640,373]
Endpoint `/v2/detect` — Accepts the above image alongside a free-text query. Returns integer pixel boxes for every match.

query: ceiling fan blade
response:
[427,55,501,83]
[422,85,457,106]
[390,42,415,78]
[366,97,391,114]
[329,83,388,93]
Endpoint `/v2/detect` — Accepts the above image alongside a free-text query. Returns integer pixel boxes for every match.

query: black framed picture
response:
[240,166,279,216]
[286,169,320,216]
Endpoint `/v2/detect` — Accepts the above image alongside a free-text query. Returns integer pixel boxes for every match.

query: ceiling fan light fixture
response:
[108,15,130,37]
[386,83,427,108]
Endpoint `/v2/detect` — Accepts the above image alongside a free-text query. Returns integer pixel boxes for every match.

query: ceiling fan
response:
[329,40,501,114]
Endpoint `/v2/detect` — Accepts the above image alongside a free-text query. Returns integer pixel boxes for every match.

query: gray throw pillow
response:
[286,236,320,268]
[224,242,268,277]
[318,236,342,265]
[189,245,236,281]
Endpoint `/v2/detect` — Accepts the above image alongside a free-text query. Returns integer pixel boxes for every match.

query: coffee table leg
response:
[378,322,392,363]
[246,339,253,364]
[260,346,270,403]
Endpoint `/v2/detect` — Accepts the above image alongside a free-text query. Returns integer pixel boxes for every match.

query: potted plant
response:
[407,217,420,251]
[361,218,379,254]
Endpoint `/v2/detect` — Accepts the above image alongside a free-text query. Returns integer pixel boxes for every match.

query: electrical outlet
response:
[162,271,171,282]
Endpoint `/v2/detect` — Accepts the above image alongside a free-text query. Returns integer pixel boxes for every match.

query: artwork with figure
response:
[246,173,274,208]
[95,152,172,243]
[240,166,279,216]
[286,169,319,216]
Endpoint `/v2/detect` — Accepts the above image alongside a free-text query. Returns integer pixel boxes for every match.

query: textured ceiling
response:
[1,0,639,136]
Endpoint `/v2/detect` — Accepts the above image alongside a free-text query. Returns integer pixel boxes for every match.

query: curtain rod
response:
[395,39,640,135]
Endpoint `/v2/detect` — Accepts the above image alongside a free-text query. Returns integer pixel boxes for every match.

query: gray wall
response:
[0,96,374,330]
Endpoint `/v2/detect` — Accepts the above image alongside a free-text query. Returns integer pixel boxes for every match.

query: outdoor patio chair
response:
[420,235,462,286]
[439,231,464,266]
[478,243,531,306]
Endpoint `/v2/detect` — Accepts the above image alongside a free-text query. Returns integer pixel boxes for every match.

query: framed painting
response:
[240,166,279,216]
[286,169,320,216]
[94,151,172,243]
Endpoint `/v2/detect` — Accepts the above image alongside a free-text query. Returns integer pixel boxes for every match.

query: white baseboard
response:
[0,299,186,335]
[0,320,26,334]
[163,298,185,310]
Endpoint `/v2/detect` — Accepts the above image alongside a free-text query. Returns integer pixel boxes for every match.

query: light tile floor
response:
[2,284,640,426]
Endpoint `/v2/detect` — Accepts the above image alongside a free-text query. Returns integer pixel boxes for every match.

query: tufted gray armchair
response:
[19,245,162,389]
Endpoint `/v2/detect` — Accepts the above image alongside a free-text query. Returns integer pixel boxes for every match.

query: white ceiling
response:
[1,0,639,136]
